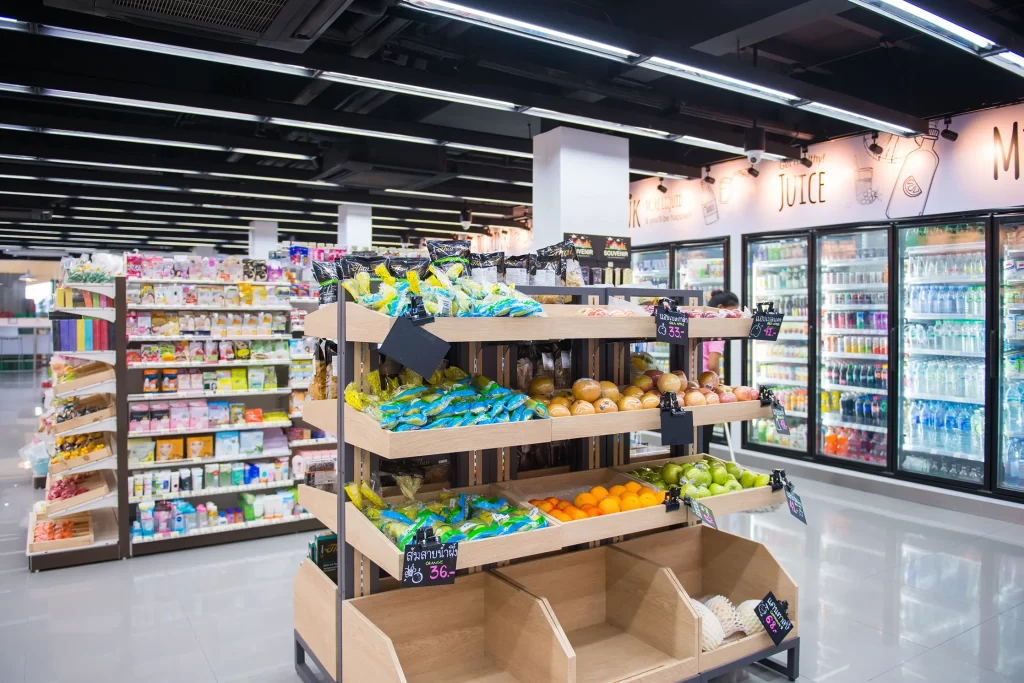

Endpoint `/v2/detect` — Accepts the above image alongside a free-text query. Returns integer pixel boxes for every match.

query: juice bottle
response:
[837,428,850,457]
[824,426,837,455]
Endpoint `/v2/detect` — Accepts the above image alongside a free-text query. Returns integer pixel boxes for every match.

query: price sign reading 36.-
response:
[402,540,459,588]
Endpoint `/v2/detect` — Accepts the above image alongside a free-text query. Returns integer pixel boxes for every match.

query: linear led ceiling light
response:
[384,188,532,206]
[846,1,1024,79]
[319,72,517,111]
[642,57,801,105]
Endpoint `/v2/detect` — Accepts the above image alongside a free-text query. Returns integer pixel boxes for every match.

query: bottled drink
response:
[958,407,973,453]
[944,406,960,451]
[824,426,837,455]
[932,403,946,448]
[971,407,985,454]
[910,401,924,444]
[1007,385,1023,432]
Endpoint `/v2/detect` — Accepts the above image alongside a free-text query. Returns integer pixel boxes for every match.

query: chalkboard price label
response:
[772,402,790,435]
[655,307,689,347]
[379,315,451,379]
[660,404,695,446]
[749,307,785,341]
[786,488,806,524]
[756,591,794,646]
[402,540,458,588]
[687,497,717,529]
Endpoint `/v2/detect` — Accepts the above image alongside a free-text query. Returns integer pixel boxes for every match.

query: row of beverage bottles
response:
[821,427,887,466]
[904,401,984,455]
[822,311,888,331]
[758,345,808,361]
[777,322,808,338]
[758,364,810,383]
[823,334,888,355]
[822,362,889,390]
[907,285,985,316]
[821,391,888,425]
[754,266,807,292]
[750,418,807,451]
[903,453,984,483]
[904,322,985,353]
[755,241,807,262]
[824,291,888,307]
[1002,438,1024,490]
[1004,314,1024,340]
[903,225,984,247]
[821,268,888,286]
[905,359,985,400]
[682,258,724,280]
[774,388,808,414]
[905,252,985,279]
[768,294,809,317]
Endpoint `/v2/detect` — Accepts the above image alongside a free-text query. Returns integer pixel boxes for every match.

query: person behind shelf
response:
[701,289,739,455]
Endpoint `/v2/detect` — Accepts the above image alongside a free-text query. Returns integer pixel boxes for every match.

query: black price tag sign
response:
[402,540,458,588]
[749,304,785,341]
[786,488,806,524]
[686,496,717,529]
[772,402,790,435]
[756,591,794,646]
[660,392,694,447]
[379,315,451,379]
[655,307,689,346]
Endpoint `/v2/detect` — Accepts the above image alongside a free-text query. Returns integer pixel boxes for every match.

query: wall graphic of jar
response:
[886,129,939,219]
[701,182,719,225]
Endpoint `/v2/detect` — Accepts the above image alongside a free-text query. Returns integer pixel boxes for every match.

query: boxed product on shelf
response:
[55,287,114,309]
[130,457,292,499]
[133,486,301,540]
[493,545,699,682]
[52,318,113,352]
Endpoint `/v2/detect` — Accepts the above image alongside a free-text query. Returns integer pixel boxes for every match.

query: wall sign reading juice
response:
[629,102,1024,245]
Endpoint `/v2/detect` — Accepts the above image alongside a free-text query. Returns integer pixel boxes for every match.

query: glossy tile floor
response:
[2,371,1024,683]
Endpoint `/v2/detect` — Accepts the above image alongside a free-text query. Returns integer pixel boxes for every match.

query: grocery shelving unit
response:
[292,287,798,683]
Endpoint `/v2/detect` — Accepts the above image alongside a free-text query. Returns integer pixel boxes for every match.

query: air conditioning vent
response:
[110,0,288,35]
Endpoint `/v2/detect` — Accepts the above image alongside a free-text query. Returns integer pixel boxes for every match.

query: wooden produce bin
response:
[494,546,699,683]
[340,483,563,580]
[53,395,116,436]
[613,456,785,516]
[614,525,798,672]
[53,361,115,397]
[294,559,339,681]
[44,470,115,515]
[48,436,115,474]
[497,468,691,546]
[27,512,94,553]
[341,571,575,683]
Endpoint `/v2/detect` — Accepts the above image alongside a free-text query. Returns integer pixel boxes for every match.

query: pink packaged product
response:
[140,344,159,364]
[169,401,190,430]
[149,402,171,431]
[129,403,151,433]
[189,400,209,430]
[126,253,144,279]
[126,311,138,335]
[182,369,202,391]
[204,340,219,363]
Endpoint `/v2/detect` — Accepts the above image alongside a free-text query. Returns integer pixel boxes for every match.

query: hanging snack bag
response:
[312,261,338,304]
[504,254,530,286]
[470,252,503,285]
[427,240,472,275]
[386,258,430,281]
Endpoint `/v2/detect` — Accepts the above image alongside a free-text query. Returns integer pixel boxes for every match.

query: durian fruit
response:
[737,599,767,635]
[690,598,725,651]
[703,595,743,637]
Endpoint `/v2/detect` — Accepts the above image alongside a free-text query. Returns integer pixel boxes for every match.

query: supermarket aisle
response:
[2,369,1024,683]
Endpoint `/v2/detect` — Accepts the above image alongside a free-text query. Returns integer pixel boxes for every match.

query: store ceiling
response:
[0,0,1022,255]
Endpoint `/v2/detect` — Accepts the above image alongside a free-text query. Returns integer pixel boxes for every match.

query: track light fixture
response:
[459,206,473,230]
[656,178,668,194]
[868,133,884,156]
[702,166,716,185]
[799,147,813,168]
[940,117,959,141]
[747,166,760,178]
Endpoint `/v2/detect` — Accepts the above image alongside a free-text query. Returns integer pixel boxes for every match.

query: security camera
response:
[459,207,472,230]
[744,126,766,166]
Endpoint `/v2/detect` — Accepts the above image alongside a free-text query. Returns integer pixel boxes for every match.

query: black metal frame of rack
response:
[738,210,1024,504]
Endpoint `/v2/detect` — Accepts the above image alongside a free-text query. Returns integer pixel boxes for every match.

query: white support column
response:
[248,220,278,258]
[531,127,630,247]
[338,205,373,250]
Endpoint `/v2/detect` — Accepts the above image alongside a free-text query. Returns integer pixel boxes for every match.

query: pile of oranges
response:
[528,481,666,522]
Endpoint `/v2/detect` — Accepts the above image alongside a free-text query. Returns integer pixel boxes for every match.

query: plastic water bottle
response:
[954,287,966,314]
[910,401,923,444]
[922,402,936,446]
[933,403,947,448]
[944,405,960,451]
[971,407,985,454]
[1008,385,1023,432]
[958,407,973,453]
[1008,439,1022,488]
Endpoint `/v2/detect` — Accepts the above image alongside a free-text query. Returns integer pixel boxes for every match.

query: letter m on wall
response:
[995,122,1020,180]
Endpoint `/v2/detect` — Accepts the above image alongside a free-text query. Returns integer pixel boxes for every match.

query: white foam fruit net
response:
[737,599,766,635]
[702,595,743,637]
[690,598,725,651]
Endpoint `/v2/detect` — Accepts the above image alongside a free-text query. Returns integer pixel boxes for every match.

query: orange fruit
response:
[638,492,657,508]
[654,490,666,504]
[538,501,554,513]
[528,498,543,506]
[608,484,627,497]
[570,509,588,521]
[589,485,609,501]
[574,492,598,508]
[637,487,655,498]
[619,494,641,512]
[550,510,571,522]
[562,505,580,515]
[624,481,642,493]
[545,497,560,506]
[586,507,603,517]
[556,500,571,510]
[598,497,620,514]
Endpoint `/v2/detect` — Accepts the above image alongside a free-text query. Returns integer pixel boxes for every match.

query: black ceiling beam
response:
[690,0,851,56]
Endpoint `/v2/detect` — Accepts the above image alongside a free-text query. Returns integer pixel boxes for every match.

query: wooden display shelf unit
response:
[54,362,116,397]
[614,525,798,672]
[44,470,115,515]
[48,440,115,475]
[27,512,95,553]
[54,396,116,436]
[612,455,786,517]
[342,571,575,683]
[494,546,699,683]
[549,401,769,440]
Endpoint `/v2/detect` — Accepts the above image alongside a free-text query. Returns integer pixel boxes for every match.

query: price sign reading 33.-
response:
[655,307,689,347]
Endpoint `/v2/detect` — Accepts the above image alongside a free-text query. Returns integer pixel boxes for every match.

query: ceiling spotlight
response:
[747,166,760,178]
[940,116,958,141]
[702,166,716,185]
[868,132,884,156]
[459,206,472,230]
[799,147,813,168]
[656,178,668,194]
[18,269,37,283]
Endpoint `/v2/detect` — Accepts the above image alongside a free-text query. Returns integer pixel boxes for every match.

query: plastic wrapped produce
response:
[703,595,744,637]
[737,599,767,636]
[691,598,726,651]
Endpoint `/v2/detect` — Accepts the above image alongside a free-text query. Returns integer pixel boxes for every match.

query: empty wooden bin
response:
[341,572,575,683]
[494,546,699,683]
[614,525,798,671]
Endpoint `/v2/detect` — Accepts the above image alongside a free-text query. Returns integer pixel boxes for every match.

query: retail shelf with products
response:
[66,282,117,298]
[754,377,806,387]
[56,307,117,322]
[905,348,986,358]
[288,437,336,448]
[54,378,117,400]
[902,443,984,462]
[130,479,297,504]
[129,448,292,470]
[820,352,888,361]
[821,327,887,336]
[821,283,888,292]
[822,416,888,434]
[127,304,293,311]
[61,350,116,365]
[820,383,887,395]
[125,388,292,402]
[132,421,292,438]
[129,359,292,369]
[295,284,800,683]
[50,448,117,475]
[903,391,985,405]
[904,312,984,321]
[134,511,315,545]
[127,334,292,342]
[54,415,117,437]
[289,353,313,360]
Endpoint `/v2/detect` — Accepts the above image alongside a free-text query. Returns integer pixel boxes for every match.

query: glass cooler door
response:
[998,216,1024,495]
[675,242,726,306]
[898,222,987,486]
[746,235,809,453]
[817,229,890,468]
[631,248,671,288]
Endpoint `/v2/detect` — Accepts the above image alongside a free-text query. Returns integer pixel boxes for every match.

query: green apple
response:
[694,485,711,498]
[712,468,734,487]
[681,484,701,499]
[725,480,744,493]
[739,471,757,489]
[726,463,743,479]
[754,473,771,487]
[662,462,684,486]
[708,483,728,496]
[689,468,712,488]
